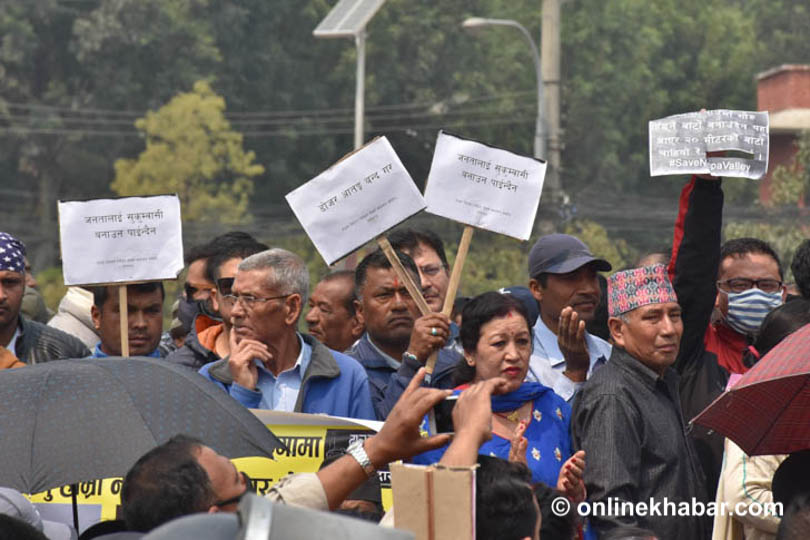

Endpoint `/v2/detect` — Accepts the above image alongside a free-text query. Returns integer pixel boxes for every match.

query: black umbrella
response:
[0,357,283,494]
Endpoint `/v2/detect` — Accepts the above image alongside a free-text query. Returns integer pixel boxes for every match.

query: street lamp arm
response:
[461,17,545,160]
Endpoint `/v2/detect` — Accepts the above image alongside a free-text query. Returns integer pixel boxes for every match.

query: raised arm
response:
[667,175,723,373]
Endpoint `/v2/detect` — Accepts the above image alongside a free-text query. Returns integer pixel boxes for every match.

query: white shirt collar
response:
[5,327,20,357]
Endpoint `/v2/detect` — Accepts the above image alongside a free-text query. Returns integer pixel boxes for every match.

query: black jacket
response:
[668,177,730,500]
[15,316,90,364]
[165,314,221,370]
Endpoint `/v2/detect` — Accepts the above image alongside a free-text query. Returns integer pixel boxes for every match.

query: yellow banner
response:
[26,413,389,532]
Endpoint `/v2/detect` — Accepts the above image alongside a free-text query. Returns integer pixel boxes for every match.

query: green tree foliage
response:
[561,0,758,199]
[725,130,810,282]
[112,81,263,223]
[564,219,637,270]
[3,0,809,274]
[768,131,810,207]
[35,266,68,313]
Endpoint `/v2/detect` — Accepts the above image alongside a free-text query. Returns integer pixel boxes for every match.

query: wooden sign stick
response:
[119,285,129,357]
[441,226,474,317]
[424,226,475,379]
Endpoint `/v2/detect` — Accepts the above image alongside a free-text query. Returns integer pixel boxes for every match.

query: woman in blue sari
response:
[413,291,583,492]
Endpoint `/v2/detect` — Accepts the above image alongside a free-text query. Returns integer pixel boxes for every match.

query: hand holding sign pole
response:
[421,131,547,377]
[420,225,474,382]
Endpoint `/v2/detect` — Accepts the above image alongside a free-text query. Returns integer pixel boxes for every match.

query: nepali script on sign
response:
[423,131,547,241]
[58,195,184,286]
[286,137,426,265]
[649,109,769,179]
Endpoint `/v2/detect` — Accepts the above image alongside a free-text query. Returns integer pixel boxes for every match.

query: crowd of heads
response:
[3,193,810,540]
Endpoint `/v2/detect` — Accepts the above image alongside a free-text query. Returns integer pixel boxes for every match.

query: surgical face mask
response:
[724,288,783,336]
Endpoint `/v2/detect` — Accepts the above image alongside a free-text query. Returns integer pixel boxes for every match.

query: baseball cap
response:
[528,234,611,278]
[0,487,77,540]
[497,286,540,328]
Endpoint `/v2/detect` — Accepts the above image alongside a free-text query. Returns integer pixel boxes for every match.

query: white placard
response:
[285,137,426,265]
[423,131,547,241]
[649,109,769,179]
[58,195,184,286]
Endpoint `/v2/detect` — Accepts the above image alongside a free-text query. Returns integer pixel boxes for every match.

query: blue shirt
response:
[526,316,611,402]
[231,334,311,412]
[91,342,162,358]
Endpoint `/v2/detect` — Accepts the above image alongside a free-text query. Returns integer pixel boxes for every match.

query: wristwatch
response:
[346,438,376,477]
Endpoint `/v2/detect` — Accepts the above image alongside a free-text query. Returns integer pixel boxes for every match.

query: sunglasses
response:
[184,283,207,299]
[216,277,235,296]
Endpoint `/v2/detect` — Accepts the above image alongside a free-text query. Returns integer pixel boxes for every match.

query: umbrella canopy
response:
[692,322,810,456]
[0,357,283,493]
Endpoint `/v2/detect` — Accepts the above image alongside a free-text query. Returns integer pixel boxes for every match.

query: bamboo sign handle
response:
[377,236,431,316]
[424,226,474,378]
[119,285,129,357]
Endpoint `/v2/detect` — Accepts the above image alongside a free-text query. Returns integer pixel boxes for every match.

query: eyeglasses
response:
[717,278,784,294]
[419,264,446,277]
[222,293,291,310]
[213,472,252,508]
[216,277,234,296]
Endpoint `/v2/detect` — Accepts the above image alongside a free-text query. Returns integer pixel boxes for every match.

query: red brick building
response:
[756,64,810,205]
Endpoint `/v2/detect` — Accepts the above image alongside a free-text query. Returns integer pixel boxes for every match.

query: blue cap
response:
[498,286,540,328]
[528,234,611,278]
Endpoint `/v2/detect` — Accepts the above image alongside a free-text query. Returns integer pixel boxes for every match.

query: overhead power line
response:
[2,91,535,120]
[0,115,535,138]
[0,102,536,129]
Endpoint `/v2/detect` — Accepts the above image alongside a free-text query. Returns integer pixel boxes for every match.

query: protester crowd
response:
[2,170,810,540]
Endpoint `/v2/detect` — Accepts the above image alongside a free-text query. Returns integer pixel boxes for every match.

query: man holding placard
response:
[525,234,613,403]
[90,283,165,358]
[347,250,453,419]
[200,248,375,420]
[0,232,89,365]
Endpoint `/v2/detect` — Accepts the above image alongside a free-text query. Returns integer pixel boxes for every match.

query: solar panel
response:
[313,0,386,38]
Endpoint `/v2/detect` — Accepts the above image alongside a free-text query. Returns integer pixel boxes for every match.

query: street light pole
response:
[354,30,366,150]
[462,17,547,162]
[541,0,562,200]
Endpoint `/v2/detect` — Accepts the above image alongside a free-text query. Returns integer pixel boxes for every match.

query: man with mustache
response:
[347,249,452,419]
[305,270,364,353]
[572,265,709,539]
[526,233,613,402]
[0,232,89,365]
[90,282,165,358]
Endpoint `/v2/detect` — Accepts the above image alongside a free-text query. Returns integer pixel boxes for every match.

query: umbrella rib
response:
[747,377,807,454]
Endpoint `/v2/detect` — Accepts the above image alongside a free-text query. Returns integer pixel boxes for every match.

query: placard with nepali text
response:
[285,137,426,265]
[58,194,183,286]
[423,131,546,241]
[649,109,769,179]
